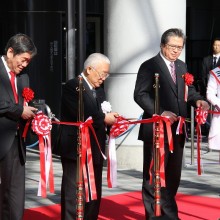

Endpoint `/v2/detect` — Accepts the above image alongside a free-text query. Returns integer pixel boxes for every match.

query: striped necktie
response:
[170,62,176,84]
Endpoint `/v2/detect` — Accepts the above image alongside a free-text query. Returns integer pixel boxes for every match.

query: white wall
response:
[104,0,186,146]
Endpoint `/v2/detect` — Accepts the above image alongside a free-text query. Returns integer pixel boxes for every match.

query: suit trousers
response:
[142,134,185,220]
[61,158,103,220]
[0,136,25,220]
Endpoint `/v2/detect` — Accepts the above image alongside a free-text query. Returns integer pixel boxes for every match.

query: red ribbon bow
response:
[110,116,129,137]
[182,73,194,86]
[22,87,34,103]
[182,73,194,102]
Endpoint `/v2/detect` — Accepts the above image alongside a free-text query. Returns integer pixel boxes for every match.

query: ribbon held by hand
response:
[31,112,54,198]
[107,116,129,188]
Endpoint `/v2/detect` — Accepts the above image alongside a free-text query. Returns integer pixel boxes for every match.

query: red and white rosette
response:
[31,112,54,197]
[195,107,208,175]
[182,73,194,102]
[108,116,129,188]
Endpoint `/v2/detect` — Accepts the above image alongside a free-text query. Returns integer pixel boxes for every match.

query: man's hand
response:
[196,100,210,111]
[161,111,178,124]
[21,106,38,120]
[104,112,118,125]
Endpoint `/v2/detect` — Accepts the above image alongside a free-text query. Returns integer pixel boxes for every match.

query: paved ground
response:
[25,138,220,209]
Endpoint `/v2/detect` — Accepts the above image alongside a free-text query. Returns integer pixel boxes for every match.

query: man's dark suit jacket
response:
[134,53,202,143]
[201,55,220,96]
[0,57,28,163]
[54,77,107,165]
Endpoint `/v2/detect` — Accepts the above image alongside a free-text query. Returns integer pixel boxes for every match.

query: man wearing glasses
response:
[134,28,209,219]
[55,53,118,220]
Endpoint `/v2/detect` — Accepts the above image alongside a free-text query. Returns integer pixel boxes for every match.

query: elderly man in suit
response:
[0,33,37,220]
[134,28,209,220]
[55,53,118,220]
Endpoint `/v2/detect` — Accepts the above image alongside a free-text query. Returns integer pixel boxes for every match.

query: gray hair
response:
[83,53,110,70]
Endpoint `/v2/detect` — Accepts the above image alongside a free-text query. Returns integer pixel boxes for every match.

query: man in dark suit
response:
[55,53,118,220]
[0,33,37,220]
[201,37,220,97]
[134,28,209,220]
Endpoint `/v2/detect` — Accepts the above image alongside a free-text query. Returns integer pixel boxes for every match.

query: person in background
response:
[206,63,220,151]
[134,28,209,220]
[0,33,37,220]
[201,37,220,97]
[200,38,220,138]
[54,53,118,220]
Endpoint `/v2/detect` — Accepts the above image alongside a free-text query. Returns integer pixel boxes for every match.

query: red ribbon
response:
[107,115,173,188]
[52,118,105,202]
[23,112,54,198]
[23,114,179,198]
[80,118,98,202]
[182,73,194,102]
[31,112,54,198]
[176,117,186,135]
[22,87,34,106]
[107,116,129,188]
[148,115,173,187]
[32,113,52,136]
[110,116,129,137]
[195,107,208,175]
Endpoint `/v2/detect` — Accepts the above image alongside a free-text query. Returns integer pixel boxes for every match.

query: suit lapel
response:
[176,61,185,88]
[208,56,213,69]
[17,76,24,105]
[0,59,16,103]
[156,54,177,96]
[176,62,185,103]
[216,57,220,68]
[82,79,98,108]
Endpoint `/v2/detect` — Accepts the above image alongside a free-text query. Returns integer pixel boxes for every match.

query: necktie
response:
[213,56,217,68]
[9,71,18,103]
[92,88,96,98]
[170,62,176,84]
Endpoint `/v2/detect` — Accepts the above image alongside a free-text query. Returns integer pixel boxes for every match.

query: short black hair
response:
[212,37,220,45]
[160,28,186,46]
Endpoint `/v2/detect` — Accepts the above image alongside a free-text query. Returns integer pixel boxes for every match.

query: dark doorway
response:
[186,0,220,96]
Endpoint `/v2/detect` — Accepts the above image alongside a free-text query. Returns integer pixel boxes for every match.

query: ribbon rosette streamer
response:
[108,116,129,188]
[195,107,208,175]
[31,112,54,197]
[22,87,34,105]
[182,73,194,102]
[52,117,106,202]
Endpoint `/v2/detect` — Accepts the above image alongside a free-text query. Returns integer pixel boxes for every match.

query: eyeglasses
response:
[90,66,109,79]
[166,44,183,51]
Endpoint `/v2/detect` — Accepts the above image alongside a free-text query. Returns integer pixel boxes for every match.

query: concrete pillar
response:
[104,0,186,170]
